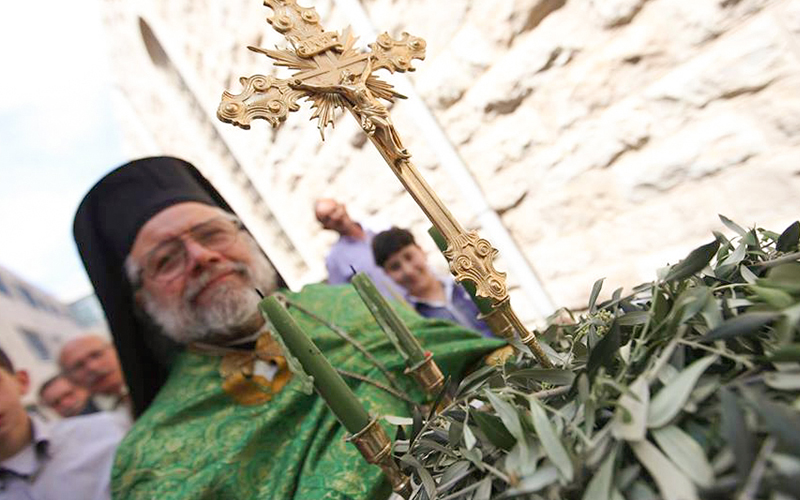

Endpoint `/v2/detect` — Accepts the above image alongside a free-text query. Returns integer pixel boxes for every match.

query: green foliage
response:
[394,217,800,499]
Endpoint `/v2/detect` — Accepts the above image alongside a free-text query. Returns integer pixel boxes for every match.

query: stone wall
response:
[102,0,800,313]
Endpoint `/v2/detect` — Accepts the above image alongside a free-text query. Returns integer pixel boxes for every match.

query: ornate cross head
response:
[218,0,425,163]
[218,0,553,368]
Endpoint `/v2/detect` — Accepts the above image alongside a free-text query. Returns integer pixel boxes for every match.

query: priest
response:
[73,156,504,499]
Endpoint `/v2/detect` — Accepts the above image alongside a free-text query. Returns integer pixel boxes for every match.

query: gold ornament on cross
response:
[218,0,552,367]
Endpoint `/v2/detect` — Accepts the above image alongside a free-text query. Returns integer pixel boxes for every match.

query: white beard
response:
[140,239,278,344]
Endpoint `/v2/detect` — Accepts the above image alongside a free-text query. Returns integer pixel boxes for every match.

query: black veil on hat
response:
[73,156,282,417]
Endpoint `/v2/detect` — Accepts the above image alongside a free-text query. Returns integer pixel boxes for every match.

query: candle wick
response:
[349,265,357,279]
[255,288,265,298]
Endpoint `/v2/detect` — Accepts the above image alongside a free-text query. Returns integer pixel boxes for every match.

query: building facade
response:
[0,265,87,404]
[68,293,111,334]
[99,0,800,320]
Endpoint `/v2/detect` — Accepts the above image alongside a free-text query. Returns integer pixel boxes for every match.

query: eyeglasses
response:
[141,217,244,283]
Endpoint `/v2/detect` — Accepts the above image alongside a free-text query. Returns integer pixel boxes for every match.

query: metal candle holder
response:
[347,418,412,499]
[404,352,452,407]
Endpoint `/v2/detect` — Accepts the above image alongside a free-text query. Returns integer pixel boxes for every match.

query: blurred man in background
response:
[373,227,493,337]
[39,373,98,418]
[0,347,127,499]
[59,335,130,414]
[314,198,405,300]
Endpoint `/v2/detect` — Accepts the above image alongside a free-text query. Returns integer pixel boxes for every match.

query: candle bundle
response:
[351,272,448,400]
[260,296,369,434]
[350,272,426,365]
[259,296,411,497]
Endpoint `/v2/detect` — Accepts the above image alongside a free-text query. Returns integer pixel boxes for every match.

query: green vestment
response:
[112,284,504,499]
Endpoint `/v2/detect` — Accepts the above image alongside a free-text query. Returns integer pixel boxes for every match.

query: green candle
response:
[351,272,427,366]
[427,226,494,315]
[260,296,370,434]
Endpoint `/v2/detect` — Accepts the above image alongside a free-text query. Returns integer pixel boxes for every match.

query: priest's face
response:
[129,202,278,344]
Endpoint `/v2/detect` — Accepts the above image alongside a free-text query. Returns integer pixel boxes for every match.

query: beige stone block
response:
[645,14,797,107]
[750,77,800,142]
[783,0,800,34]
[589,0,649,28]
[612,109,769,198]
[527,149,800,309]
[415,23,497,109]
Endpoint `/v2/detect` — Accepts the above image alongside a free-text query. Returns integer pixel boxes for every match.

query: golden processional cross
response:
[217,0,552,368]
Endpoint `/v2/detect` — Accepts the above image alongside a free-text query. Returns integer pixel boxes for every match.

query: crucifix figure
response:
[288,56,410,162]
[218,0,552,368]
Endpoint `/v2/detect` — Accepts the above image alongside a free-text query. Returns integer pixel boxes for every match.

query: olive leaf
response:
[455,365,496,398]
[647,355,717,428]
[673,285,711,325]
[470,410,515,451]
[611,376,650,442]
[744,394,800,457]
[474,477,492,500]
[631,439,699,500]
[749,285,794,309]
[719,214,747,236]
[740,265,759,284]
[718,241,746,268]
[701,312,781,342]
[589,278,605,313]
[719,387,756,479]
[505,368,575,386]
[400,453,437,498]
[463,418,477,450]
[776,221,800,252]
[506,466,559,495]
[664,240,720,283]
[439,460,471,490]
[758,263,800,294]
[587,320,621,381]
[764,371,800,391]
[484,391,525,444]
[617,310,650,326]
[582,446,618,500]
[529,397,574,481]
[652,426,714,488]
[768,344,800,362]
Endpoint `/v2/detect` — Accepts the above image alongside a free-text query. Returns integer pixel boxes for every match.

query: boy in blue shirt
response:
[372,227,494,337]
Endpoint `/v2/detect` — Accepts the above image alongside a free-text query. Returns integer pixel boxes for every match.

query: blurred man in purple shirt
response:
[314,198,405,300]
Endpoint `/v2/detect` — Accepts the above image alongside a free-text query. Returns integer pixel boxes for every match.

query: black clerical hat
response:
[73,156,277,417]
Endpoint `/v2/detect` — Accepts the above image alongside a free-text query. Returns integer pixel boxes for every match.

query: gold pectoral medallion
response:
[218,333,292,405]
